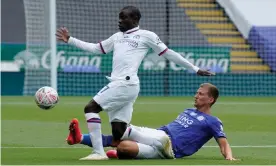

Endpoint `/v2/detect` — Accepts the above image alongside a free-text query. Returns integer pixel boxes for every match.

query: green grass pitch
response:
[1,96,276,165]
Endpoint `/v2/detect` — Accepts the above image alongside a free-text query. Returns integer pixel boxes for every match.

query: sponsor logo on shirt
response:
[197,116,205,121]
[115,39,138,48]
[175,115,194,128]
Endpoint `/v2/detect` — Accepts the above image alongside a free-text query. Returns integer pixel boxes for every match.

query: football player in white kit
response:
[56,6,214,160]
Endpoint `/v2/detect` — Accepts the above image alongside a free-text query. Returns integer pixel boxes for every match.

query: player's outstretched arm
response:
[162,49,215,76]
[217,137,239,160]
[56,27,104,54]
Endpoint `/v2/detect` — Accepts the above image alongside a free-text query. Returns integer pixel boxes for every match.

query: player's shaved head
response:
[200,83,219,106]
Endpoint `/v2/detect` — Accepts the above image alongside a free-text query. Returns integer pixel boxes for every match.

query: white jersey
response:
[99,26,167,84]
[68,26,168,84]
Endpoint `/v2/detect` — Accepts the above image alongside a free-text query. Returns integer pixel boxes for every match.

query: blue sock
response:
[80,134,113,147]
[81,134,92,147]
[102,135,113,147]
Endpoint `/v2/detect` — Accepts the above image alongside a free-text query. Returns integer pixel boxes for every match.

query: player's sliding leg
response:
[66,118,174,159]
[111,140,165,159]
[70,133,169,159]
[66,118,82,145]
[66,118,118,147]
[70,122,174,159]
[66,120,113,147]
[66,118,113,147]
[66,118,156,149]
[80,100,108,160]
[80,134,114,147]
[121,125,165,146]
[121,125,175,159]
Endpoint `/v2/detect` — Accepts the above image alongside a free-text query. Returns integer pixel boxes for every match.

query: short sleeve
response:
[209,118,226,139]
[145,32,168,56]
[99,33,117,54]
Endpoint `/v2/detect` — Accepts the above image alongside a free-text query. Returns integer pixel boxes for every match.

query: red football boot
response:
[106,149,118,159]
[66,118,82,145]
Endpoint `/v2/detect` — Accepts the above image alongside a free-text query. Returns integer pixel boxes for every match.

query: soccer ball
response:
[35,86,59,110]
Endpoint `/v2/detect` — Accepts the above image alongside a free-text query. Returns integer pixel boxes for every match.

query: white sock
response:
[121,127,158,146]
[85,113,105,155]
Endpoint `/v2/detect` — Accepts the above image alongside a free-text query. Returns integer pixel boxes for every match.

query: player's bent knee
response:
[84,100,102,114]
[111,122,127,141]
[117,140,138,159]
[84,104,90,113]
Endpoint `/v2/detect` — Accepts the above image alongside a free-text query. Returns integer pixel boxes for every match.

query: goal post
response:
[49,0,57,90]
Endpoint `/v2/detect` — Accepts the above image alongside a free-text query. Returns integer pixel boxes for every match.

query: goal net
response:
[22,0,276,96]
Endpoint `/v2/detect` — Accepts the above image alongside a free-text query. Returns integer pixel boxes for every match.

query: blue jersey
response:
[159,108,226,158]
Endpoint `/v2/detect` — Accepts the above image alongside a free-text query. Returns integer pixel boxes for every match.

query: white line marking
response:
[203,145,276,148]
[1,101,276,105]
[2,145,276,149]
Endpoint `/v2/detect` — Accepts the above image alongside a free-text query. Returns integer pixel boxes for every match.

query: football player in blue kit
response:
[66,83,237,160]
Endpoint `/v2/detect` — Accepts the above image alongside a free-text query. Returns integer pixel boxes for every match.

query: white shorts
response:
[136,143,164,159]
[130,125,175,159]
[93,81,139,124]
